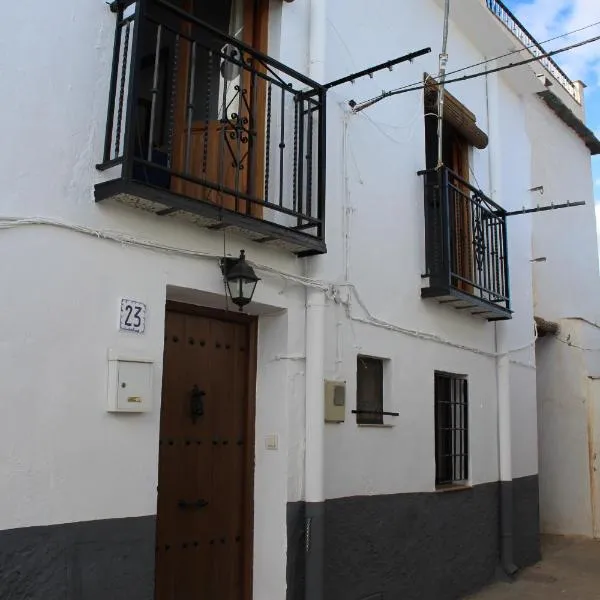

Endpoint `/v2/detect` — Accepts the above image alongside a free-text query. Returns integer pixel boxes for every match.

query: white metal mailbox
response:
[107,352,154,413]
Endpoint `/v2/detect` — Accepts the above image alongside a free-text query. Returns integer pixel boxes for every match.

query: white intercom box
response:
[107,351,154,413]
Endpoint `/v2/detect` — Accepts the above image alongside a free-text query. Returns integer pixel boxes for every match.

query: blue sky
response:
[504,0,600,202]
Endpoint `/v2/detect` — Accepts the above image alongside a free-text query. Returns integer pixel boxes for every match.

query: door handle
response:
[178,499,209,510]
[190,385,206,423]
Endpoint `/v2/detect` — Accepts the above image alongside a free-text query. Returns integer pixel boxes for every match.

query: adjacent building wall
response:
[536,321,593,536]
[526,89,600,538]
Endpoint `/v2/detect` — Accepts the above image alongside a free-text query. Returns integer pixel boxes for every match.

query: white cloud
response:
[512,0,600,86]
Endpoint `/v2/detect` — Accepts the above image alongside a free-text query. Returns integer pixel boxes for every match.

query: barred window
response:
[356,356,384,425]
[435,372,469,486]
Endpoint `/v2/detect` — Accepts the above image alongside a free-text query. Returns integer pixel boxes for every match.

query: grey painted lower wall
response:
[513,475,541,567]
[288,476,540,600]
[0,478,540,600]
[287,502,306,600]
[0,516,155,600]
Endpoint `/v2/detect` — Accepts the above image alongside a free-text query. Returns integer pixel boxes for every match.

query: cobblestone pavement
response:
[466,536,600,600]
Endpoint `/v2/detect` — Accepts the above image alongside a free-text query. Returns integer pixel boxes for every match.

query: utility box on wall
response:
[107,352,154,413]
[325,380,346,423]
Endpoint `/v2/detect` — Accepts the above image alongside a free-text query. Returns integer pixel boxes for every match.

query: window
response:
[425,107,474,293]
[420,78,510,318]
[434,372,469,486]
[423,78,490,293]
[355,356,384,425]
[135,0,270,214]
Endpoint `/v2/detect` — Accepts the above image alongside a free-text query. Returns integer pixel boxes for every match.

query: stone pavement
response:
[466,536,600,600]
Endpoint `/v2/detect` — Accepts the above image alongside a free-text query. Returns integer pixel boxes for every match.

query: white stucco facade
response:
[520,55,600,538]
[0,0,597,597]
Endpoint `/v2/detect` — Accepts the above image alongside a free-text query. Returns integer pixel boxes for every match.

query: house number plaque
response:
[119,298,147,334]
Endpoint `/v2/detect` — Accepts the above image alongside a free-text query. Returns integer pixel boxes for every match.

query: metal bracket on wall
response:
[325,48,431,91]
[504,200,585,216]
[351,410,400,417]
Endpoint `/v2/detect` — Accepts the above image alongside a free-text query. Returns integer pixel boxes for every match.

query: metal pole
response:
[437,0,451,168]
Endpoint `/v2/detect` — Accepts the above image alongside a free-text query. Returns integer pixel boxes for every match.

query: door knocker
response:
[190,385,206,423]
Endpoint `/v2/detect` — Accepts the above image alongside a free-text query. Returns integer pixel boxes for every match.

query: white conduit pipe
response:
[486,61,518,576]
[304,1,327,598]
[305,290,326,507]
[497,348,518,576]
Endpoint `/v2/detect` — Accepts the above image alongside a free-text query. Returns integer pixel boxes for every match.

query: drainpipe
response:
[486,66,517,578]
[304,3,326,599]
[497,338,518,577]
[304,289,326,600]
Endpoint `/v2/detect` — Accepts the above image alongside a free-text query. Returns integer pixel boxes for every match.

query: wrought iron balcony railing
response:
[420,167,511,320]
[96,0,326,255]
[485,0,580,103]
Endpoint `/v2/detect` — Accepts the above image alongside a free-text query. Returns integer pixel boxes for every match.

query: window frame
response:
[355,355,393,426]
[424,115,475,289]
[434,371,469,488]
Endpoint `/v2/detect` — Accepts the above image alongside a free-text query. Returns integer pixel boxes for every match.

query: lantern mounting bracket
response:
[220,256,241,274]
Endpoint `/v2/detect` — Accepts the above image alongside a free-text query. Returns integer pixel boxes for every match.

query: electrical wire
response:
[352,18,600,108]
[563,316,600,330]
[327,17,359,71]
[353,21,600,110]
[554,334,600,352]
[341,282,536,360]
[338,106,536,363]
[469,164,484,193]
[361,113,411,145]
[533,318,600,351]
[0,216,536,359]
[448,19,600,79]
[358,90,426,144]
[0,216,331,290]
[352,29,600,112]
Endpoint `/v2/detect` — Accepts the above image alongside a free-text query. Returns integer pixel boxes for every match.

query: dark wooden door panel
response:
[155,308,254,600]
[170,0,269,218]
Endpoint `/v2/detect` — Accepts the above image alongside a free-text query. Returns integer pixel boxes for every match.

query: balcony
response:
[420,167,511,321]
[96,0,326,256]
[485,0,580,104]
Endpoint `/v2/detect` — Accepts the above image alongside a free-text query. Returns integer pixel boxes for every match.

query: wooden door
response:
[155,304,257,600]
[443,125,474,292]
[170,0,268,216]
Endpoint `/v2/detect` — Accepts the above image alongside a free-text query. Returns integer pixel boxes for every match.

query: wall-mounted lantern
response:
[220,250,260,312]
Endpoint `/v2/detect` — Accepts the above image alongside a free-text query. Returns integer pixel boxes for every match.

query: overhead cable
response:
[352,31,600,112]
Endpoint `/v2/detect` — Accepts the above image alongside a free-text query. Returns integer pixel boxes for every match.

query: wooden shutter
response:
[424,76,488,150]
